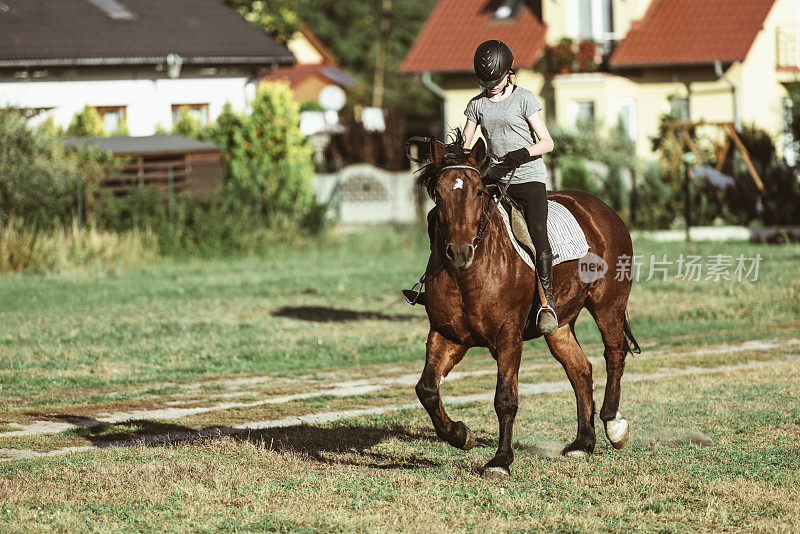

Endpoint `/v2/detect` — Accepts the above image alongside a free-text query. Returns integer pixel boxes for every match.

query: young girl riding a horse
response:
[406,39,558,334]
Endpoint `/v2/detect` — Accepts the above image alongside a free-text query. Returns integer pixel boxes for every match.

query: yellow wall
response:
[542,0,651,44]
[287,33,324,65]
[612,0,651,38]
[739,0,795,144]
[436,0,796,161]
[293,75,330,103]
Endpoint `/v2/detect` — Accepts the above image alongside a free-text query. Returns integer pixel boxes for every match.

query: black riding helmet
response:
[473,40,514,89]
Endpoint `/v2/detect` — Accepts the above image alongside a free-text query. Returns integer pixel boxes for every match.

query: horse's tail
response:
[623,313,641,356]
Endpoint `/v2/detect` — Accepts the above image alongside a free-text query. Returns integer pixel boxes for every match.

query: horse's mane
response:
[417,128,471,199]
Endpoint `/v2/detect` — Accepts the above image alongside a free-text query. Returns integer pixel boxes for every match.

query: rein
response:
[436,164,517,248]
[474,168,516,247]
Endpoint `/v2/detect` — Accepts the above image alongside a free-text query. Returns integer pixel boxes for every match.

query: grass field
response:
[1,227,799,532]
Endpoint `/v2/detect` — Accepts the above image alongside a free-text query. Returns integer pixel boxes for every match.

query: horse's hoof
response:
[604,412,630,449]
[462,427,476,450]
[562,439,593,458]
[481,466,510,480]
[563,449,589,459]
[452,421,475,450]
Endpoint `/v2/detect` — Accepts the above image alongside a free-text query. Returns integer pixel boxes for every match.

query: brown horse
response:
[415,135,640,480]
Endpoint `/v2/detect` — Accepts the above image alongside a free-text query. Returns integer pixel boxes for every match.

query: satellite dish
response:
[319,85,346,111]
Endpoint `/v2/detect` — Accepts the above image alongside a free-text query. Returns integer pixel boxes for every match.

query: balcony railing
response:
[545,37,620,75]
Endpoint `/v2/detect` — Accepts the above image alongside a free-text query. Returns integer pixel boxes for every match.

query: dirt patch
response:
[1,354,795,462]
[3,337,797,441]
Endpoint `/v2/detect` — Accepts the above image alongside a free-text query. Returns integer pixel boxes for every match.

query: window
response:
[172,104,209,126]
[493,0,521,20]
[573,100,595,124]
[571,0,614,41]
[617,98,637,140]
[671,97,690,121]
[96,106,126,134]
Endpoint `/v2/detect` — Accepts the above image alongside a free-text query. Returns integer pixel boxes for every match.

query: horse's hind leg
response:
[588,301,631,449]
[416,330,473,450]
[545,325,596,456]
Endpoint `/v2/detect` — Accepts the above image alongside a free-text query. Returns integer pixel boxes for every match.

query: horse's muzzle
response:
[446,242,475,270]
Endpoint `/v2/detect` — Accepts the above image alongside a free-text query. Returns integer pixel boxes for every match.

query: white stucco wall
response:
[314,164,424,225]
[0,67,259,135]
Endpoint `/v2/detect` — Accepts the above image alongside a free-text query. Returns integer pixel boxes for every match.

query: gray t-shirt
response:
[464,86,548,184]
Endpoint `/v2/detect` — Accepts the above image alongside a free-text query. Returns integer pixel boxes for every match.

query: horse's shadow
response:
[51,415,481,470]
[271,305,418,323]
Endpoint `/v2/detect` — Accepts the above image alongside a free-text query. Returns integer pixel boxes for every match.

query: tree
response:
[559,156,597,195]
[636,163,675,229]
[0,110,108,228]
[171,107,213,140]
[227,0,440,115]
[66,105,104,137]
[220,82,314,220]
[224,0,299,44]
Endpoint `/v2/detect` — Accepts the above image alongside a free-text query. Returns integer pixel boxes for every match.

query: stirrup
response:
[536,304,558,332]
[403,276,425,305]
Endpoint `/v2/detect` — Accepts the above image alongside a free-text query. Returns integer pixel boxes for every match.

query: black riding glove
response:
[502,148,530,168]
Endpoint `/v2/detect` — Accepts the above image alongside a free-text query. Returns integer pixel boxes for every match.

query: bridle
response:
[436,164,515,247]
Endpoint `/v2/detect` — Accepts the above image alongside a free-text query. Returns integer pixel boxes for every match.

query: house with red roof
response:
[402,0,797,161]
[0,0,295,136]
[263,24,354,105]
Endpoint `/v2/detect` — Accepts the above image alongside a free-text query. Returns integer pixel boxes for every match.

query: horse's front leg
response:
[416,330,473,450]
[481,334,523,480]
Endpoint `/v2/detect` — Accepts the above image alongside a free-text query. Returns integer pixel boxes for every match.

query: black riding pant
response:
[492,180,552,258]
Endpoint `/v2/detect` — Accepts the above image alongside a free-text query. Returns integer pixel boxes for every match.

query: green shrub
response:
[171,107,214,140]
[636,162,675,229]
[299,101,324,112]
[560,156,597,194]
[95,190,311,257]
[219,82,314,221]
[0,88,321,266]
[0,110,108,229]
[66,105,105,137]
[601,164,628,215]
[111,117,130,136]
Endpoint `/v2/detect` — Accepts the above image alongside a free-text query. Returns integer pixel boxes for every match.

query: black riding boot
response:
[536,250,558,333]
[403,210,436,306]
[402,276,426,306]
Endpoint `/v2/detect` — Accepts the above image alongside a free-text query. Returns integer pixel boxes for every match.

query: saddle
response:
[484,184,590,271]
[484,183,537,261]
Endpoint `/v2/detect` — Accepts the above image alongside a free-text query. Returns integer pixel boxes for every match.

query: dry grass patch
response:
[0,361,798,532]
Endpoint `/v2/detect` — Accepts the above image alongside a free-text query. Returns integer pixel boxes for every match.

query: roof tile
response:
[610,0,776,67]
[0,0,294,67]
[400,0,547,73]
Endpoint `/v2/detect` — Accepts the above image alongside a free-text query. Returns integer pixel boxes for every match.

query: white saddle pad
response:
[496,200,590,270]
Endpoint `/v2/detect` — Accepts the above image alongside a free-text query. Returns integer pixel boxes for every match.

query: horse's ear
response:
[468,138,486,166]
[431,137,445,166]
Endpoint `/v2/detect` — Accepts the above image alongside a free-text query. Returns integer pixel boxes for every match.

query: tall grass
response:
[0,217,158,273]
